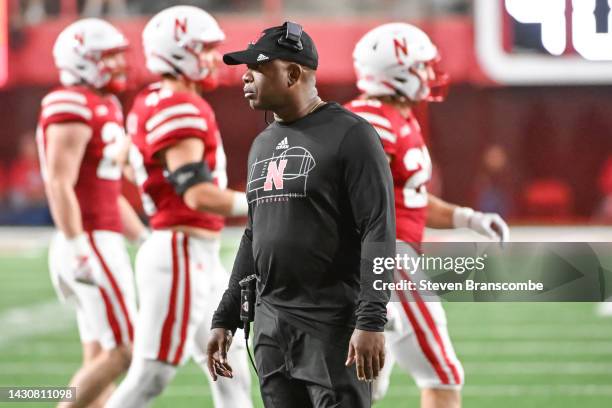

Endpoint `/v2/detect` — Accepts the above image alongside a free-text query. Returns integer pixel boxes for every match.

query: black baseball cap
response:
[223,21,318,70]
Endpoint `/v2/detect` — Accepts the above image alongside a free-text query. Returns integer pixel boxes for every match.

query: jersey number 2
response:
[402,146,432,208]
[97,122,126,181]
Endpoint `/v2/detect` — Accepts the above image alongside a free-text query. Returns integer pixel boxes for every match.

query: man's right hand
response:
[206,328,234,381]
[73,254,98,285]
[68,234,97,286]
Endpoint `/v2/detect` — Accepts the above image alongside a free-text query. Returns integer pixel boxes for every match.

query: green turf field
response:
[1,235,612,408]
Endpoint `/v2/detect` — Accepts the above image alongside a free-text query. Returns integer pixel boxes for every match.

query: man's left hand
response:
[345,329,385,381]
[468,211,510,242]
[453,207,510,243]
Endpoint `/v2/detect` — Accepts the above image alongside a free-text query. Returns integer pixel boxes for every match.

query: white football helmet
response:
[142,5,225,82]
[53,18,128,89]
[353,23,449,102]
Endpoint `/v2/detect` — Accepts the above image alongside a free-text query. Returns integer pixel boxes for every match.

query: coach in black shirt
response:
[207,22,395,408]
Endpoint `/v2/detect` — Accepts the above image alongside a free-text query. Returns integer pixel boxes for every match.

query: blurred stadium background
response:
[1,0,612,407]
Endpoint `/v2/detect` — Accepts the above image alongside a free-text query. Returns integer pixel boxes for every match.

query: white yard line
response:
[448,325,612,339]
[6,343,81,357]
[455,340,612,355]
[2,361,612,376]
[0,363,75,375]
[159,384,612,398]
[464,361,612,375]
[0,300,74,350]
[9,340,612,358]
[424,226,612,242]
[387,384,612,397]
[0,226,243,254]
[0,227,54,254]
[160,386,211,397]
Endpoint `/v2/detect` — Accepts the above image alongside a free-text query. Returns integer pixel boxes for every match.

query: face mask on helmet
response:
[400,57,449,102]
[182,40,222,90]
[197,43,222,91]
[422,57,449,102]
[98,48,129,93]
[363,58,449,103]
[146,36,223,91]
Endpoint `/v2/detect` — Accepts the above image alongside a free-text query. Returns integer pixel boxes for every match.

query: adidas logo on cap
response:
[257,53,269,62]
[276,137,289,150]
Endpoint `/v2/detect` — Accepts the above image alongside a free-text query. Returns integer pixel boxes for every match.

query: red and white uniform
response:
[346,98,464,391]
[346,99,430,244]
[126,84,248,372]
[38,86,126,232]
[37,86,136,350]
[128,83,226,231]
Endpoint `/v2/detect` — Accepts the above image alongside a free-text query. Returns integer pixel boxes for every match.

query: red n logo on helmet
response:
[74,32,85,46]
[174,18,188,41]
[393,37,408,65]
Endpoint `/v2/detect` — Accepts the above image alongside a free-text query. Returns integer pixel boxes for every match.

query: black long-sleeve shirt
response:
[212,102,395,337]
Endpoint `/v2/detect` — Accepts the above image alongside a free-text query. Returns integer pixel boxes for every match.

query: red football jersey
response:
[36,86,125,233]
[345,98,432,244]
[127,83,226,231]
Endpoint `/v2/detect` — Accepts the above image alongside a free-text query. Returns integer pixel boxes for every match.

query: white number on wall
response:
[572,0,612,61]
[505,0,566,56]
[506,0,612,60]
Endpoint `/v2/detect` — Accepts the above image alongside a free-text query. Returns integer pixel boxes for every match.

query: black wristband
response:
[165,161,213,196]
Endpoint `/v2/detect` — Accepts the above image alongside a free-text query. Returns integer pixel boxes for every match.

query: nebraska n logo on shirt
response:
[276,137,289,150]
[263,160,287,191]
[247,146,316,204]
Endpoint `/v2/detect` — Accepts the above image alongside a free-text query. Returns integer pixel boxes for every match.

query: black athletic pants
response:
[253,302,372,408]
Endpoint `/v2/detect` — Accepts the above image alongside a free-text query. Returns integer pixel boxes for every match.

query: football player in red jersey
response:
[37,19,145,408]
[105,6,252,408]
[345,23,510,408]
